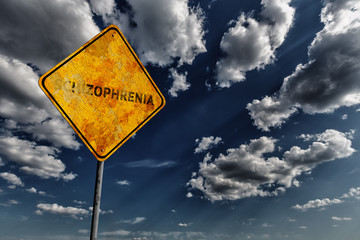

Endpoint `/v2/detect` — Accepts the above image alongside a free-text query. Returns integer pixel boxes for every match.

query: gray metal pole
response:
[90,160,104,240]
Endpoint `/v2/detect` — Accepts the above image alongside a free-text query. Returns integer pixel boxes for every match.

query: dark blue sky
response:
[1,0,360,239]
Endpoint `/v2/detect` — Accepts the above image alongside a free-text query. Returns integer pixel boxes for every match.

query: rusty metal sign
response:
[39,25,165,161]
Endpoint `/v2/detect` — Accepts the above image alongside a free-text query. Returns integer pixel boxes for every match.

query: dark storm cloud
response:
[188,129,355,201]
[0,0,99,73]
[248,0,360,131]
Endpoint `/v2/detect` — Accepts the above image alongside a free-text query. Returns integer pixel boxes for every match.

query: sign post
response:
[39,25,165,239]
[90,161,104,240]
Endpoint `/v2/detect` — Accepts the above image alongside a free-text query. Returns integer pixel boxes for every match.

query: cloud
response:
[126,159,176,168]
[99,230,131,237]
[88,207,114,215]
[0,172,24,188]
[23,118,80,150]
[0,54,80,150]
[120,217,146,225]
[194,136,223,154]
[0,54,54,124]
[35,203,89,219]
[341,186,360,199]
[0,199,20,207]
[178,223,190,227]
[90,0,115,17]
[0,0,99,73]
[117,180,131,186]
[215,0,295,87]
[293,186,360,211]
[101,0,206,67]
[26,187,47,196]
[188,129,354,201]
[247,0,360,131]
[0,134,76,180]
[292,198,343,211]
[73,200,87,205]
[168,68,189,97]
[331,216,352,221]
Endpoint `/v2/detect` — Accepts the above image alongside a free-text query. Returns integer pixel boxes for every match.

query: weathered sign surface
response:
[39,25,165,161]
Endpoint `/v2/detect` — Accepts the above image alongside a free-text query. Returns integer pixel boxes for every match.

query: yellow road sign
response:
[39,25,165,161]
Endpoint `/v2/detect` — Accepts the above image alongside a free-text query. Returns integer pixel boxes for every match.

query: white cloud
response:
[292,198,343,211]
[99,230,131,237]
[0,199,20,207]
[78,229,89,234]
[36,203,89,219]
[73,200,87,205]
[0,54,81,150]
[331,216,352,221]
[293,186,360,211]
[168,68,189,97]
[0,135,76,181]
[117,180,131,186]
[126,159,176,168]
[248,0,360,131]
[341,114,348,120]
[104,0,206,67]
[188,129,354,201]
[24,118,80,150]
[26,187,48,196]
[0,54,54,124]
[178,223,190,227]
[0,0,99,73]
[0,172,24,188]
[247,96,297,131]
[341,186,360,199]
[215,0,295,87]
[120,217,146,225]
[194,136,222,154]
[26,187,37,194]
[90,0,115,17]
[95,0,206,96]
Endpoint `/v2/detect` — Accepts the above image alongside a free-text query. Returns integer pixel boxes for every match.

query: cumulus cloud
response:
[35,203,89,219]
[341,186,360,199]
[215,0,295,87]
[188,129,355,201]
[168,68,189,97]
[247,0,360,131]
[0,135,77,180]
[194,136,223,154]
[94,0,206,95]
[0,172,24,188]
[293,186,360,211]
[292,198,343,211]
[0,0,99,73]
[101,0,206,67]
[26,187,47,196]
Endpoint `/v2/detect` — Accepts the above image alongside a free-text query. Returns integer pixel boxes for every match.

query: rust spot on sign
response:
[39,25,165,161]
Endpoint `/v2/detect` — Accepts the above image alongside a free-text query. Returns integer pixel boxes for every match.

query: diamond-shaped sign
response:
[39,25,165,161]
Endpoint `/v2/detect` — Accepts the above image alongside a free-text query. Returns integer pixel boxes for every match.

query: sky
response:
[0,0,360,239]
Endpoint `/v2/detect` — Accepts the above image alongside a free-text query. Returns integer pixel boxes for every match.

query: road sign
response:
[39,25,165,161]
